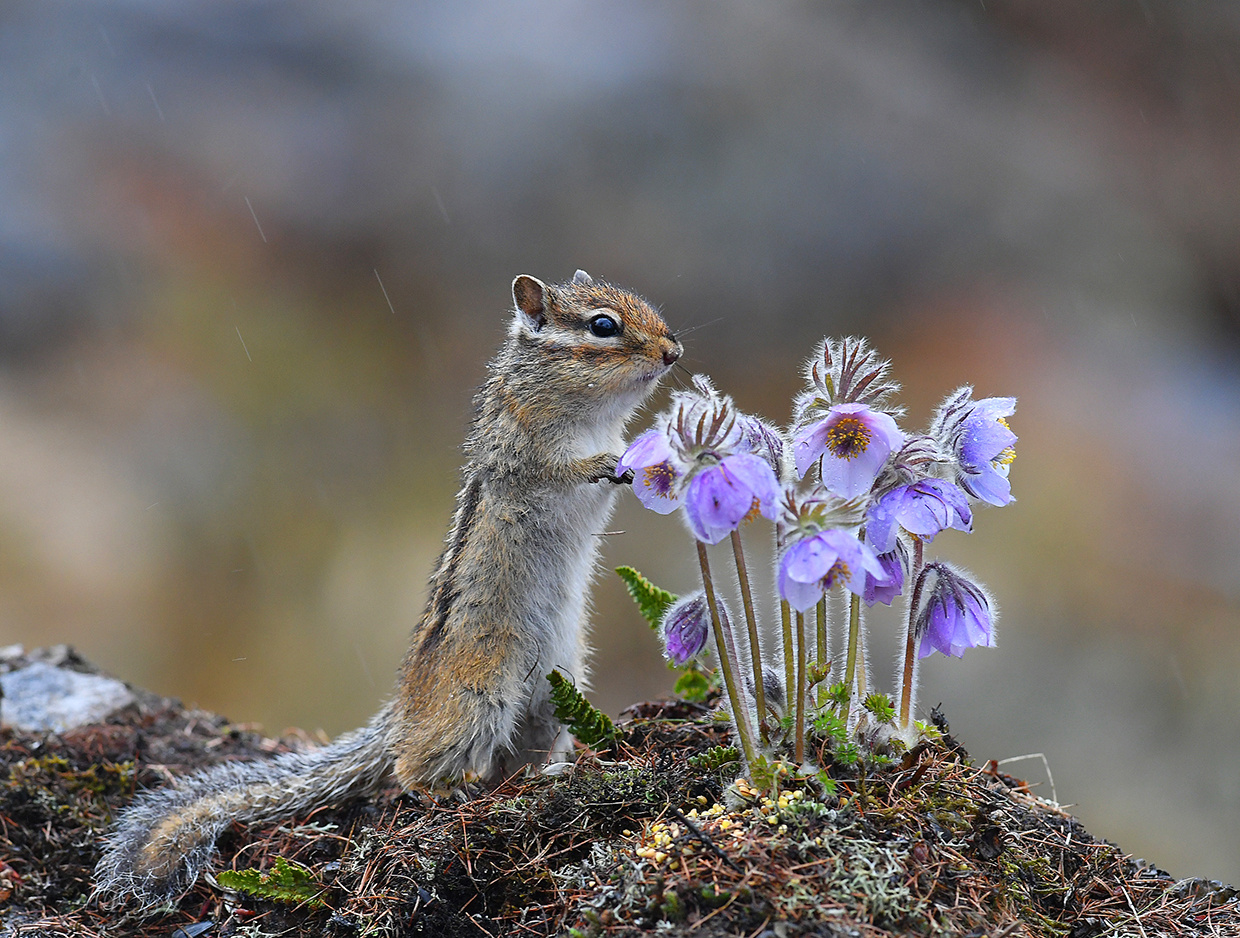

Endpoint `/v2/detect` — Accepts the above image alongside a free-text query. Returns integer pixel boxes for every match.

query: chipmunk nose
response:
[663,340,682,366]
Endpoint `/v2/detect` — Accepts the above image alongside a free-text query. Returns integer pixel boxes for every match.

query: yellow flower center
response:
[994,417,1016,467]
[742,497,762,524]
[825,559,850,588]
[826,416,871,461]
[643,462,676,498]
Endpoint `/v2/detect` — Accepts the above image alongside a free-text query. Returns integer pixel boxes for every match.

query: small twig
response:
[667,806,744,874]
[995,752,1058,805]
[1121,883,1151,938]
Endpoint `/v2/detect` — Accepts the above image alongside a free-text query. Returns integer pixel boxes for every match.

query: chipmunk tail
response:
[93,702,395,910]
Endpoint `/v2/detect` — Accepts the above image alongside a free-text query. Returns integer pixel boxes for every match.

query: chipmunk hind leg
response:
[94,705,394,909]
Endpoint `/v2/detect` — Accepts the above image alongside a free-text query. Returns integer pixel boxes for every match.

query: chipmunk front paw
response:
[583,454,632,485]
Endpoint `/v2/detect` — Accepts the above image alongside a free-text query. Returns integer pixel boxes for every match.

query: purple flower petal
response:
[683,467,751,544]
[662,592,712,666]
[778,566,829,613]
[781,535,835,584]
[793,421,832,479]
[865,497,900,553]
[618,428,671,475]
[864,545,905,607]
[916,564,996,659]
[619,429,684,514]
[867,479,971,550]
[719,453,781,519]
[777,528,883,611]
[682,454,781,544]
[965,468,1011,506]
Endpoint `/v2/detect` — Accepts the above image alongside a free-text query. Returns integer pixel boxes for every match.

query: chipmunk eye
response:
[588,314,620,338]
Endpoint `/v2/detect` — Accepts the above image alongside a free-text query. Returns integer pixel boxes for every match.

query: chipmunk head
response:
[510,272,682,408]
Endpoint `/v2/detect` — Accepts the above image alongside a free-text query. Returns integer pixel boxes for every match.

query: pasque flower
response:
[617,428,684,514]
[866,478,972,553]
[661,591,718,666]
[863,541,907,607]
[778,527,889,612]
[916,563,996,659]
[929,388,1017,507]
[959,398,1017,506]
[619,376,781,544]
[683,453,780,544]
[793,403,904,497]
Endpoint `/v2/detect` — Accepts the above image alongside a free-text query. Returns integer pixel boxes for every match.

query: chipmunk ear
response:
[572,269,594,286]
[512,275,547,330]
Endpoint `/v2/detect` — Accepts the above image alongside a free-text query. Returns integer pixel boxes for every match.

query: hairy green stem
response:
[730,530,767,743]
[697,541,757,766]
[899,537,926,727]
[815,596,829,707]
[843,590,861,721]
[794,610,807,765]
[780,599,794,721]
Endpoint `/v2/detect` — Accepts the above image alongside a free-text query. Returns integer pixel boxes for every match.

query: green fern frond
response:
[216,856,325,908]
[547,669,622,750]
[615,566,677,629]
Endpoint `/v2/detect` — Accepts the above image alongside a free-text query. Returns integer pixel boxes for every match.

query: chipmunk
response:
[94,270,681,907]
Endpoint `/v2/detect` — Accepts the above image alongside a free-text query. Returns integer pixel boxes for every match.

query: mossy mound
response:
[1,678,1237,936]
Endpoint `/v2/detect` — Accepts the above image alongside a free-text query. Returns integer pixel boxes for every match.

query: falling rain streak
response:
[244,196,268,243]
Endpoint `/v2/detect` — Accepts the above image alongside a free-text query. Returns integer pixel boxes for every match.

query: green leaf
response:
[863,692,896,724]
[547,669,622,750]
[216,856,325,908]
[815,770,838,797]
[825,681,850,707]
[673,667,710,703]
[615,566,677,629]
[811,707,846,741]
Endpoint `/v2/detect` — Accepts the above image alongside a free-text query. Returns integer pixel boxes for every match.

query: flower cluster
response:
[618,336,1017,768]
[618,377,783,544]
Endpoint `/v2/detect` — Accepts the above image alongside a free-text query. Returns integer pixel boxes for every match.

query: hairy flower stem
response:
[730,530,768,744]
[842,591,861,721]
[899,537,926,727]
[794,610,807,764]
[815,597,829,707]
[697,541,757,766]
[780,599,794,718]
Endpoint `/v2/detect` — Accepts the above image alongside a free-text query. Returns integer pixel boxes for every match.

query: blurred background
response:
[2,0,1239,884]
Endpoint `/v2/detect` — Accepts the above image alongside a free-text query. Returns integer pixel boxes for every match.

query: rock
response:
[0,659,135,733]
